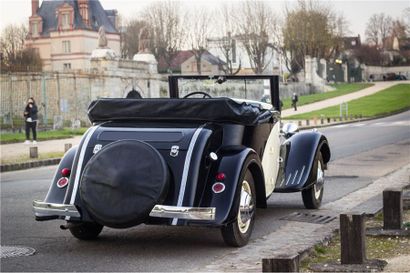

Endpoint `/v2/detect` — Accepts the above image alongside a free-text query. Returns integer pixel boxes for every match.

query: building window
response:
[62,13,70,29]
[63,63,71,70]
[62,41,71,53]
[32,22,38,36]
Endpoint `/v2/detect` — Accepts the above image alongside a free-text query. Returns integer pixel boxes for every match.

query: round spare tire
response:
[80,140,169,228]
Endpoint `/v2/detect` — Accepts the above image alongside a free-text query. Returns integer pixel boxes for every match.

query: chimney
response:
[32,0,39,15]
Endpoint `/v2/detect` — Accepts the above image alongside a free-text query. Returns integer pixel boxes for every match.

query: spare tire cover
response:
[80,140,169,228]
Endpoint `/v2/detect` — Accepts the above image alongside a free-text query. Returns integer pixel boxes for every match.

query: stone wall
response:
[362,65,410,81]
[1,58,161,127]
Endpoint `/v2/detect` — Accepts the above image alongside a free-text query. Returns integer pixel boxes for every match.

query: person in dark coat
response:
[23,97,38,144]
[291,92,299,111]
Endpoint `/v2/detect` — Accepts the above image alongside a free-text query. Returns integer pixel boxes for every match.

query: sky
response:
[0,0,409,40]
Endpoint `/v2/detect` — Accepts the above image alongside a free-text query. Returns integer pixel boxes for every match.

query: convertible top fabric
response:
[87,98,272,126]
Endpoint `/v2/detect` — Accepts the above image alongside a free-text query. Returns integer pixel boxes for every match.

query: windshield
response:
[177,78,272,104]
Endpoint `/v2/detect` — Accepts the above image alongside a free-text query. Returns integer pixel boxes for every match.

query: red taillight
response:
[56,177,69,188]
[215,172,226,181]
[212,182,225,193]
[61,168,71,177]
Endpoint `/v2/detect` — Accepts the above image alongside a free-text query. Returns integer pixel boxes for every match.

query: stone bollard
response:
[306,120,310,126]
[383,188,403,230]
[327,117,331,124]
[262,254,299,272]
[298,120,302,127]
[340,213,366,264]
[29,146,38,159]
[65,143,73,153]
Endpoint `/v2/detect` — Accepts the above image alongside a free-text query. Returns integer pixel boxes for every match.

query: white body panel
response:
[261,122,281,196]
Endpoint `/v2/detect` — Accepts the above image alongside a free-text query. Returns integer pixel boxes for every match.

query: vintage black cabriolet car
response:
[33,75,330,247]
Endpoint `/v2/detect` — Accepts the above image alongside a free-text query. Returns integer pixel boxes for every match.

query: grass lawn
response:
[300,210,410,271]
[286,84,410,120]
[0,128,87,144]
[281,83,374,110]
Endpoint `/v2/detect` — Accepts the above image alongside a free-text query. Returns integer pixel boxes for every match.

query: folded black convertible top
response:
[87,98,272,126]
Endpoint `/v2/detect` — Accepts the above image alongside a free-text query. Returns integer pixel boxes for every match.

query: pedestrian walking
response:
[23,97,38,144]
[291,92,298,111]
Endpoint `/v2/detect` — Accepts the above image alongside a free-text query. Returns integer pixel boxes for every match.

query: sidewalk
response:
[281,80,410,118]
[0,136,82,162]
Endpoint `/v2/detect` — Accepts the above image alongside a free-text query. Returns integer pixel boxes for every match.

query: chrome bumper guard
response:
[33,200,81,218]
[33,201,215,221]
[149,205,216,221]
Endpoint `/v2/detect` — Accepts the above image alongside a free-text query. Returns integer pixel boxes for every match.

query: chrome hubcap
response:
[314,161,324,199]
[237,180,254,234]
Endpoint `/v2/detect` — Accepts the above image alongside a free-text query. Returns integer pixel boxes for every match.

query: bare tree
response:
[237,0,275,74]
[365,13,393,48]
[209,3,241,75]
[143,1,186,72]
[188,8,212,74]
[121,18,147,59]
[0,23,42,72]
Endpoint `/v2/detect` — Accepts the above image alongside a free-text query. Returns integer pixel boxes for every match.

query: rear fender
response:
[274,131,330,192]
[44,146,78,204]
[206,147,265,225]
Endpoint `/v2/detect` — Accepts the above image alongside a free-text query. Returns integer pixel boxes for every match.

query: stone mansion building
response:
[25,0,120,71]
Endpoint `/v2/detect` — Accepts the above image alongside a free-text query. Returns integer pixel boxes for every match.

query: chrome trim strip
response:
[150,205,216,221]
[33,200,80,218]
[69,125,100,205]
[291,170,299,184]
[285,173,292,185]
[172,127,203,225]
[297,165,306,185]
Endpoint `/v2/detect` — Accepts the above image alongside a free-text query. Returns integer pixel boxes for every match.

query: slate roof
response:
[37,0,118,37]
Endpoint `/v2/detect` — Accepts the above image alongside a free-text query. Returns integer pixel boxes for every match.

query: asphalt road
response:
[1,111,409,272]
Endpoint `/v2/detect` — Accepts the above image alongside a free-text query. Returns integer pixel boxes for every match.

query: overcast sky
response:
[0,0,408,40]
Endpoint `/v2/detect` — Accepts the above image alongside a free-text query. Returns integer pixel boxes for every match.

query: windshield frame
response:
[168,75,281,112]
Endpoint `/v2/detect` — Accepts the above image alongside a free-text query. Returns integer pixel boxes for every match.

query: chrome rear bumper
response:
[33,200,81,218]
[33,200,216,221]
[149,205,216,221]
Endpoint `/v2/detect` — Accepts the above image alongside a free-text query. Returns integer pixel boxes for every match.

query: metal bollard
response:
[340,213,366,264]
[64,143,73,153]
[29,146,38,159]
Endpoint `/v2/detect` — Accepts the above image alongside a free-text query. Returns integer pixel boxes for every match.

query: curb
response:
[1,158,61,173]
[286,107,410,130]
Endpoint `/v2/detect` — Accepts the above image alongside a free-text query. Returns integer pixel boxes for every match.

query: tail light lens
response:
[215,172,226,181]
[56,177,69,188]
[61,168,71,177]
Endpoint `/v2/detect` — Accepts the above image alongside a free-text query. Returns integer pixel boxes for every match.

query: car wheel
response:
[68,222,103,240]
[221,170,256,247]
[302,151,324,209]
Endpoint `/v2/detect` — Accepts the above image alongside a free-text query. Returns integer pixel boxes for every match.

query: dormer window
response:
[29,15,42,37]
[62,13,70,29]
[32,22,38,36]
[57,3,74,31]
